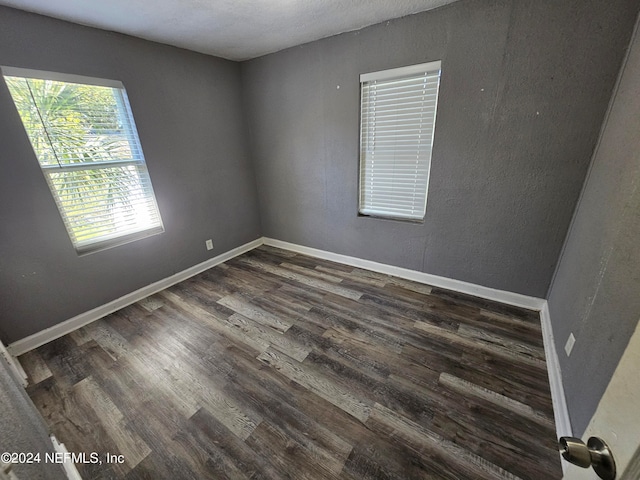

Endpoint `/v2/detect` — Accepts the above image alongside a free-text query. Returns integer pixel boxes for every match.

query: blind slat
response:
[361,90,439,104]
[362,102,437,111]
[362,197,426,205]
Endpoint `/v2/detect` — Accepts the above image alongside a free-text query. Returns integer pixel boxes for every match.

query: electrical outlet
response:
[565,332,576,357]
[205,239,214,251]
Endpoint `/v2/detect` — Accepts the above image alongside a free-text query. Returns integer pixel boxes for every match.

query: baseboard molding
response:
[0,339,28,386]
[51,435,83,480]
[540,302,572,443]
[9,234,570,454]
[264,237,572,447]
[7,238,263,357]
[263,237,546,311]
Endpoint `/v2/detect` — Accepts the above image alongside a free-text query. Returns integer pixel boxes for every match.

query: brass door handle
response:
[559,436,616,480]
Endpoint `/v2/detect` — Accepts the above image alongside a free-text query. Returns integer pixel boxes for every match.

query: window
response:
[2,67,163,254]
[359,61,441,221]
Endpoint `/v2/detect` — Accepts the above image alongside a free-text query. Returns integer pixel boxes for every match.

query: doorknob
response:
[559,436,616,480]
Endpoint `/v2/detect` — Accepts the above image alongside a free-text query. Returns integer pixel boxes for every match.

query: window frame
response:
[358,61,442,222]
[2,66,164,254]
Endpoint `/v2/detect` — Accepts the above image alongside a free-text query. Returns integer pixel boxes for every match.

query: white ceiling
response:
[0,0,457,61]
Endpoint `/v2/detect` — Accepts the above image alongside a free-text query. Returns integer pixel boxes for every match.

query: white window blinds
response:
[359,61,441,221]
[2,67,163,254]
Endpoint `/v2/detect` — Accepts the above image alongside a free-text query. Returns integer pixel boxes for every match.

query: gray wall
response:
[2,0,639,440]
[547,18,640,435]
[0,356,67,480]
[241,0,638,298]
[0,6,261,344]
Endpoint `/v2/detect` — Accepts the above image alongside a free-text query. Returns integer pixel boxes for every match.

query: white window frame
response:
[359,61,442,221]
[2,66,164,254]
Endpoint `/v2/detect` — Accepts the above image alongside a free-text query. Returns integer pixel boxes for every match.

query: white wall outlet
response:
[205,239,214,251]
[565,332,576,357]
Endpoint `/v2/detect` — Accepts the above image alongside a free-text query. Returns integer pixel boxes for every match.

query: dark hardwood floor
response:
[19,245,562,479]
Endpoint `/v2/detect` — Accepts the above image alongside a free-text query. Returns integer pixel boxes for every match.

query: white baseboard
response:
[0,339,28,386]
[539,302,572,467]
[265,237,571,447]
[7,238,263,357]
[9,234,569,455]
[51,435,83,480]
[263,237,546,311]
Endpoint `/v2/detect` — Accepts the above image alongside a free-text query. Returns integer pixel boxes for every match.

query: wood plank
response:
[122,347,200,419]
[188,407,281,480]
[217,293,293,333]
[83,319,132,361]
[229,372,354,475]
[130,328,261,441]
[68,327,93,346]
[239,257,363,300]
[368,403,523,480]
[23,245,561,479]
[312,292,452,346]
[138,294,165,312]
[256,347,372,423]
[313,265,385,288]
[402,340,553,416]
[455,351,555,417]
[245,422,346,480]
[256,244,298,258]
[226,312,311,362]
[428,287,540,323]
[413,320,547,370]
[36,336,92,390]
[217,263,282,294]
[303,306,405,354]
[438,372,555,430]
[73,376,151,469]
[250,292,311,319]
[429,405,560,478]
[280,261,344,284]
[384,277,433,295]
[170,425,249,479]
[302,349,435,427]
[158,289,268,355]
[303,292,426,350]
[27,376,123,479]
[228,363,354,478]
[420,293,544,344]
[18,349,52,384]
[303,327,394,381]
[275,282,329,306]
[124,452,199,480]
[458,323,546,361]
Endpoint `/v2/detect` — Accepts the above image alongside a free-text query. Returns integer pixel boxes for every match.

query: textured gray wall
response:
[0,356,67,480]
[0,7,261,344]
[547,18,640,435]
[241,0,638,298]
[2,0,640,445]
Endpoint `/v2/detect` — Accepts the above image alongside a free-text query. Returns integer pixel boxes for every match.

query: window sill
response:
[76,226,164,256]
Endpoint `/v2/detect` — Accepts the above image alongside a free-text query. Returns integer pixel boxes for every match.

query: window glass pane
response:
[47,164,161,246]
[4,77,138,166]
[3,70,163,253]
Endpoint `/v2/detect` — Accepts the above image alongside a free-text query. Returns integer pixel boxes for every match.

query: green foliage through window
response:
[3,70,163,253]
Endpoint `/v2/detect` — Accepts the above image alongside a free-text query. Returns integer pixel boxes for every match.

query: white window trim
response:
[1,66,123,89]
[2,67,164,254]
[360,60,442,83]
